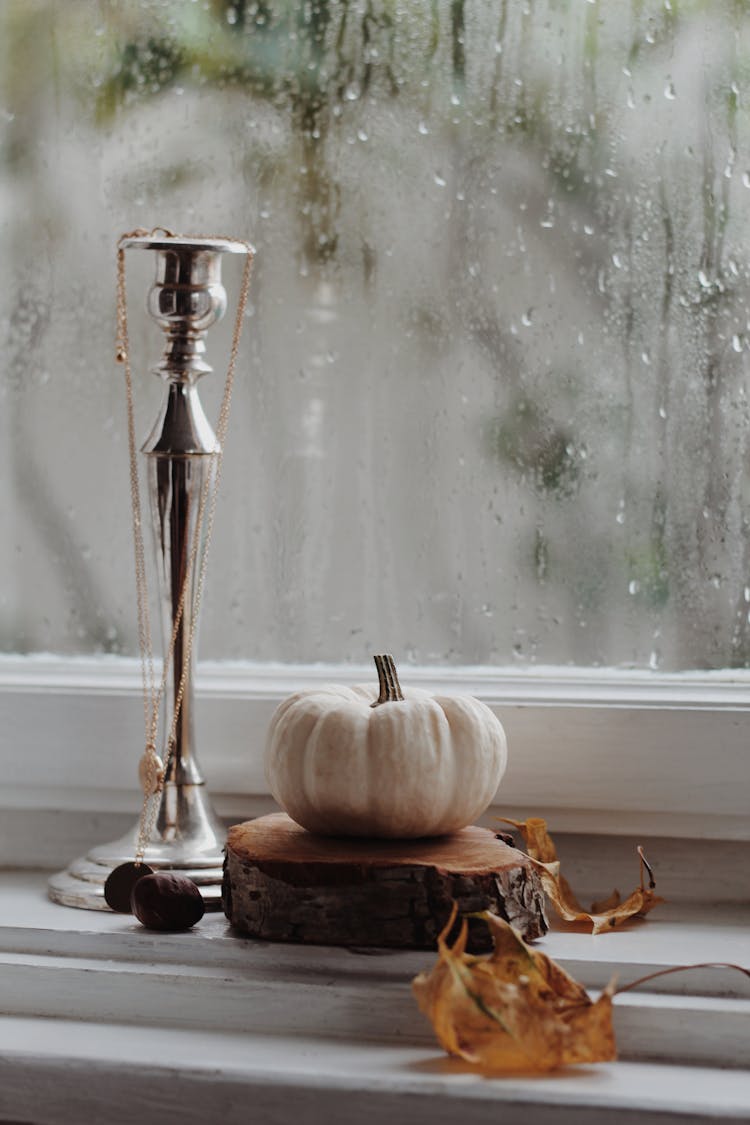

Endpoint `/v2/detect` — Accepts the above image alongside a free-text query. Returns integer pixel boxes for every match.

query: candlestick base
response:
[48,783,226,911]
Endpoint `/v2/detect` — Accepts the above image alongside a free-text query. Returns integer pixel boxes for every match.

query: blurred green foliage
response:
[487,398,581,501]
[3,0,748,664]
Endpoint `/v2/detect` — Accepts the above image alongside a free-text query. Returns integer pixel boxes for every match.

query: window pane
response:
[2,0,748,669]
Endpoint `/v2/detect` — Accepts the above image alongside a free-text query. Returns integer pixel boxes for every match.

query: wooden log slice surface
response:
[223,812,548,951]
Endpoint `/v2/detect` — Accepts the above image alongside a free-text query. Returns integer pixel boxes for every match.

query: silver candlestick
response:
[49,236,250,911]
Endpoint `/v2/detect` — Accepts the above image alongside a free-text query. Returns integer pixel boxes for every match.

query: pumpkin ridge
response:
[305,699,371,830]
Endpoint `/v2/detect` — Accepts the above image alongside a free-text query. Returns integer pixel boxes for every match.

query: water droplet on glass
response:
[698,270,711,289]
[357,128,368,142]
[641,350,651,365]
[649,650,661,670]
[434,172,446,187]
[742,172,750,189]
[226,5,237,24]
[345,84,360,101]
[629,580,640,595]
[659,405,667,419]
[418,120,429,136]
[664,81,676,100]
[616,511,626,525]
[450,92,461,107]
[732,334,743,353]
[612,252,623,269]
[744,586,750,603]
[521,309,533,327]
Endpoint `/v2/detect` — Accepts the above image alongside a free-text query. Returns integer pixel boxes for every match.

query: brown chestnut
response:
[130,872,205,931]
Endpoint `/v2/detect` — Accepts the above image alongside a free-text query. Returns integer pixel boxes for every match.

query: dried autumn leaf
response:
[499,817,663,934]
[412,905,617,1072]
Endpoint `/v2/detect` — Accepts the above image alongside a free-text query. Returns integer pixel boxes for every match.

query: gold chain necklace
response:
[106,227,254,912]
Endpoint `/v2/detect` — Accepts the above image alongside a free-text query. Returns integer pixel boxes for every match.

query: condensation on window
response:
[1,1,749,670]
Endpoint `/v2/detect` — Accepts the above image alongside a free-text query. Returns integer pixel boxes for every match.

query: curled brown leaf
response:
[499,818,663,934]
[412,905,617,1072]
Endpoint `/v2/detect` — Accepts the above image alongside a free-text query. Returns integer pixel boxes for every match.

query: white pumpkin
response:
[264,654,508,839]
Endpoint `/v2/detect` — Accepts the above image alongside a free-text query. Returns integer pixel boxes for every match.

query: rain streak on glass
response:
[1,0,749,671]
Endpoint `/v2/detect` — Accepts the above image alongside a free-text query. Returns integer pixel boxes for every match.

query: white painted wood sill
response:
[1,873,748,1125]
[1,657,749,1122]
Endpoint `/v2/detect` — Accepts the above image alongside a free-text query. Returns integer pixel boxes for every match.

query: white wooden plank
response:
[1,875,748,996]
[1,1017,750,1125]
[1,876,749,1069]
[2,949,749,1068]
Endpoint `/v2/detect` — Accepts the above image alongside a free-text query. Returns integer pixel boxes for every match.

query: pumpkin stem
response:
[371,654,405,706]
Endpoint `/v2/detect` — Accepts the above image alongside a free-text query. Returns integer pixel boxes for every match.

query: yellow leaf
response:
[499,818,664,934]
[412,905,617,1073]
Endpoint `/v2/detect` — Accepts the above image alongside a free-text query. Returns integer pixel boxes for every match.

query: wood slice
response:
[222,813,548,952]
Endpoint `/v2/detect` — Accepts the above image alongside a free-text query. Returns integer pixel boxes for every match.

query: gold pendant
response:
[138,749,165,796]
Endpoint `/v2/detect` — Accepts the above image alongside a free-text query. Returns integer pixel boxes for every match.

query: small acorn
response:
[131,872,205,931]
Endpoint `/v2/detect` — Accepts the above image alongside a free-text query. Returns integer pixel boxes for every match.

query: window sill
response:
[1,872,748,1125]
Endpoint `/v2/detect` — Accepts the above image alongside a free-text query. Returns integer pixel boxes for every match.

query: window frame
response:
[2,654,748,869]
